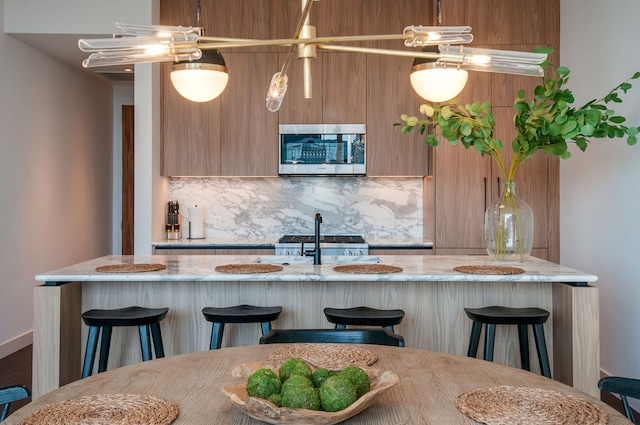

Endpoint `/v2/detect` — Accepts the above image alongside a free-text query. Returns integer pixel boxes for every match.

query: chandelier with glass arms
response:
[78,0,547,110]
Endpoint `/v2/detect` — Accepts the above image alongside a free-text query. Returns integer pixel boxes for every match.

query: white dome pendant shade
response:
[410,46,468,102]
[170,49,229,102]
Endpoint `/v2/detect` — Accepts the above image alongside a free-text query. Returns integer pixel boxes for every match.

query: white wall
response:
[0,0,114,356]
[560,0,640,388]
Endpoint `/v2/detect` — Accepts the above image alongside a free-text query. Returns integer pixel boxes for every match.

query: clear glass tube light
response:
[266,72,289,112]
[404,26,473,47]
[437,45,547,77]
[79,25,200,68]
[113,22,201,36]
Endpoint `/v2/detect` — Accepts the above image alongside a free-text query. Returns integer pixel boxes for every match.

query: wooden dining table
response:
[6,344,630,424]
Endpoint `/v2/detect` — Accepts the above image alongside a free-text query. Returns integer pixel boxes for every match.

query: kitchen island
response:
[33,255,598,399]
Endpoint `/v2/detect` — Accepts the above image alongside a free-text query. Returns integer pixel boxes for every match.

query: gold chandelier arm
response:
[316,43,441,59]
[197,33,409,50]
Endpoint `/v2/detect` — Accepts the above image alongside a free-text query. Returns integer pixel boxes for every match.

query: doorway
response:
[122,105,134,254]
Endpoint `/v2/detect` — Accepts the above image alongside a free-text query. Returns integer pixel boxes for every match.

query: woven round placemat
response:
[455,386,607,425]
[96,264,167,273]
[453,265,525,275]
[215,264,284,274]
[333,264,403,274]
[267,343,378,371]
[20,393,179,425]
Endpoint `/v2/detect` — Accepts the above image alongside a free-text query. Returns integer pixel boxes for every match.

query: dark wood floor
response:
[0,344,637,422]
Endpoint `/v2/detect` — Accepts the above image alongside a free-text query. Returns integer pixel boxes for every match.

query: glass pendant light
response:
[171,49,229,102]
[169,0,229,102]
[410,46,468,102]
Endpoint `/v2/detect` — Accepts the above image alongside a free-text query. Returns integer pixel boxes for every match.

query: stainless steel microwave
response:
[279,124,366,175]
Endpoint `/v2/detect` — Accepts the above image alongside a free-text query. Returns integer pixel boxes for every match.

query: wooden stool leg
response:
[210,322,225,350]
[532,324,551,378]
[467,321,482,357]
[138,325,153,361]
[483,324,496,361]
[97,326,112,373]
[150,323,165,358]
[82,326,101,378]
[517,324,531,371]
[260,321,272,336]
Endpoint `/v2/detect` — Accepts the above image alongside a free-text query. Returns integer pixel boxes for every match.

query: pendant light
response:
[170,0,229,102]
[171,49,228,102]
[409,0,468,102]
[410,46,468,102]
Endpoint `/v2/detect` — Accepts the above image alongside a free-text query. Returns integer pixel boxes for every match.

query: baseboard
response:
[599,369,640,422]
[0,330,33,359]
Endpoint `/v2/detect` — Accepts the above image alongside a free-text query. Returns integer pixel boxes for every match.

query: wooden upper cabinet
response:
[322,53,367,124]
[277,53,324,124]
[366,55,429,176]
[161,63,222,176]
[219,53,280,176]
[440,0,560,45]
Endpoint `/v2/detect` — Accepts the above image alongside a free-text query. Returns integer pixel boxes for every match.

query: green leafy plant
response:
[397,51,639,261]
[397,53,640,182]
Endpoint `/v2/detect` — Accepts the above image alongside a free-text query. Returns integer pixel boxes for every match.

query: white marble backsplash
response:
[168,177,423,239]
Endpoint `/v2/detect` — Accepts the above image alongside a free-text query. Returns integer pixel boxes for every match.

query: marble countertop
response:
[36,255,597,284]
[152,236,433,249]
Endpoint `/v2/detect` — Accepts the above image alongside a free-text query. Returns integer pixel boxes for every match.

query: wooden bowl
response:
[221,362,399,425]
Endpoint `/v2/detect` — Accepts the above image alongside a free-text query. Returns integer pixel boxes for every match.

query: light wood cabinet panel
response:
[440,0,560,45]
[219,53,280,176]
[277,53,324,124]
[161,63,222,176]
[322,53,367,124]
[434,141,492,250]
[366,55,429,176]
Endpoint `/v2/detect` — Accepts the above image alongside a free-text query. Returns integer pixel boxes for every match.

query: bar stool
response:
[464,305,551,378]
[323,306,405,332]
[202,304,282,350]
[81,306,169,378]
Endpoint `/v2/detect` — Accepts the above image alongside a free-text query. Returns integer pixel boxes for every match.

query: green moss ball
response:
[246,368,281,399]
[311,368,332,388]
[281,384,321,410]
[281,374,314,393]
[267,393,282,407]
[278,358,313,382]
[318,375,357,412]
[338,365,371,398]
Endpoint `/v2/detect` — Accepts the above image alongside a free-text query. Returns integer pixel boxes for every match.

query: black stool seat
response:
[82,306,169,327]
[464,305,551,378]
[324,306,405,332]
[202,304,282,350]
[81,306,169,378]
[464,306,549,325]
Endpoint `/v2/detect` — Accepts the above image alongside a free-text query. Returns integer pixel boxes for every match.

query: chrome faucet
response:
[304,213,323,265]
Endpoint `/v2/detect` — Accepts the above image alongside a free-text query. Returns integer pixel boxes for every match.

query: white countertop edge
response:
[35,255,598,284]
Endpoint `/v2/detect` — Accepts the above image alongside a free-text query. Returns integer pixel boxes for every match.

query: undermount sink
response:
[257,255,381,264]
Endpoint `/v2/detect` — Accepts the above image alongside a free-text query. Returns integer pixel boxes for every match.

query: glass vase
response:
[484,180,534,262]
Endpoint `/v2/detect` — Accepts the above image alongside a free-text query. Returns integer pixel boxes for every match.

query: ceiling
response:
[11,32,134,84]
